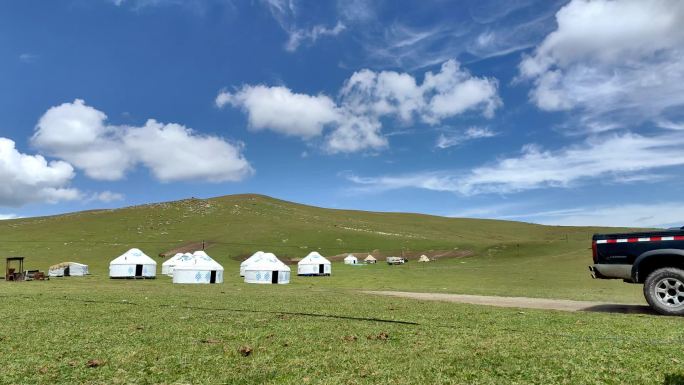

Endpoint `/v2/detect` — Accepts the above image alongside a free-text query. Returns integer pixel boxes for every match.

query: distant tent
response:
[244,253,290,284]
[162,253,184,276]
[240,251,265,277]
[48,262,89,277]
[109,248,157,279]
[297,252,331,276]
[172,251,224,284]
[344,255,358,265]
[364,255,377,264]
[418,255,431,262]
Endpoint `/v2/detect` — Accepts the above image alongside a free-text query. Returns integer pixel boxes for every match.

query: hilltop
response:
[0,194,630,277]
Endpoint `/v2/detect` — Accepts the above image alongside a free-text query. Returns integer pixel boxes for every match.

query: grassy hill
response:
[0,194,641,301]
[3,194,679,385]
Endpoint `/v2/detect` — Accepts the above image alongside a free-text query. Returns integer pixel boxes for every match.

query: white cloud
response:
[507,204,684,228]
[0,214,19,220]
[657,120,684,131]
[217,60,500,153]
[261,0,345,52]
[123,120,253,182]
[216,86,339,138]
[33,99,133,180]
[285,22,346,52]
[0,137,81,207]
[33,99,253,183]
[19,53,38,63]
[87,191,125,203]
[348,132,684,195]
[519,0,684,126]
[436,127,497,149]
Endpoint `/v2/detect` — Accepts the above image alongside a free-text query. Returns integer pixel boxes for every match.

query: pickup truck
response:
[590,228,684,315]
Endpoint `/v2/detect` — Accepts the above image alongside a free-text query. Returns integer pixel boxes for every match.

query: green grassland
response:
[1,194,681,384]
[0,194,642,301]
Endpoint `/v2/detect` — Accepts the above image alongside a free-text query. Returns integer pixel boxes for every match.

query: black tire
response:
[643,267,684,316]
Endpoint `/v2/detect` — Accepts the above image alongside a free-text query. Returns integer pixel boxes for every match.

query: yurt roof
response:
[110,248,157,265]
[174,252,224,271]
[241,251,265,267]
[344,255,358,260]
[162,253,184,266]
[49,262,71,270]
[244,252,290,271]
[192,250,224,270]
[69,262,88,267]
[364,255,377,261]
[298,251,330,265]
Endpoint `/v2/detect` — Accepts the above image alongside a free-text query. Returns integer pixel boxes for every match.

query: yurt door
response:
[318,264,324,274]
[210,270,217,283]
[271,271,279,284]
[64,266,70,277]
[135,264,143,277]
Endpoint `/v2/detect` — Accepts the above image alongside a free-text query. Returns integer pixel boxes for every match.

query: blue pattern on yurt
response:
[128,266,134,275]
[195,272,202,282]
[256,272,261,281]
[264,272,271,281]
[205,272,211,281]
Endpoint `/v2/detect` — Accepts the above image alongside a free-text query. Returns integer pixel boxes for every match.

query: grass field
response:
[1,194,681,384]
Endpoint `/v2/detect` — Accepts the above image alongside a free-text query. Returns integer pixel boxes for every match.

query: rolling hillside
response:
[0,194,645,301]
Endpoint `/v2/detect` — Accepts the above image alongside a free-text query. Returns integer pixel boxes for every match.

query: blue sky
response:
[1,0,684,227]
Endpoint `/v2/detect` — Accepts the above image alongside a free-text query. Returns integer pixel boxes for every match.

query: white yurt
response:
[240,251,264,276]
[162,253,184,276]
[109,248,157,279]
[364,255,377,264]
[297,251,331,276]
[344,254,358,265]
[418,255,431,262]
[244,253,290,284]
[48,262,89,277]
[172,251,224,284]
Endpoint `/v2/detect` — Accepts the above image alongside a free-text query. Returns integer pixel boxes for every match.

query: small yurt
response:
[172,251,224,284]
[109,248,157,279]
[364,255,377,264]
[162,253,184,276]
[48,262,89,277]
[297,251,331,276]
[418,255,431,262]
[240,251,264,277]
[244,253,290,284]
[344,254,358,265]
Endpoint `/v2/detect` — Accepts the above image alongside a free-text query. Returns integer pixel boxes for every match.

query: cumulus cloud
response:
[0,137,81,207]
[519,0,684,127]
[217,60,500,153]
[436,127,497,149]
[123,120,252,182]
[0,214,19,220]
[33,100,134,180]
[33,99,253,183]
[347,132,684,195]
[216,86,339,138]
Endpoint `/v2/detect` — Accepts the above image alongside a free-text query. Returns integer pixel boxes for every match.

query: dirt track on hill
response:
[363,291,655,315]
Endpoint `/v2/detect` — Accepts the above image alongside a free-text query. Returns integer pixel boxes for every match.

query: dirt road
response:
[363,290,654,314]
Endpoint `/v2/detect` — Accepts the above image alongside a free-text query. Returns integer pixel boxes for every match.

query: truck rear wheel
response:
[644,267,684,316]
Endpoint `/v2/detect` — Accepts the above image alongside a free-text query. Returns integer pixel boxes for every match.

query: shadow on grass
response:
[581,304,658,315]
[69,297,421,325]
[664,373,684,385]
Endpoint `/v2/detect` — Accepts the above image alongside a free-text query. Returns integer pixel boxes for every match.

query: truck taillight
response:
[591,241,597,263]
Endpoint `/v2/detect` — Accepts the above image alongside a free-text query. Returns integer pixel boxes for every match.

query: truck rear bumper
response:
[589,264,632,280]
